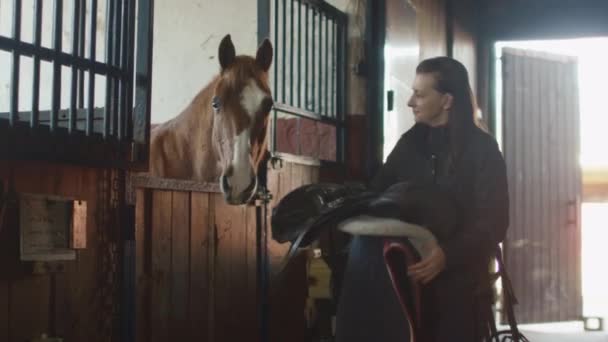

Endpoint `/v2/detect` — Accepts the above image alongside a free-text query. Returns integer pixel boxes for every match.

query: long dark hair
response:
[416,56,479,163]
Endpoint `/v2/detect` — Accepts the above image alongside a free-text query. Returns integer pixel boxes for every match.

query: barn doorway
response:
[495,37,608,333]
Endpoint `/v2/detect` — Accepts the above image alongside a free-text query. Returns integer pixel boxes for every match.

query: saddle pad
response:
[337,215,437,259]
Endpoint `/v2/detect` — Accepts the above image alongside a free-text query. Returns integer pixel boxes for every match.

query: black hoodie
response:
[369,122,510,272]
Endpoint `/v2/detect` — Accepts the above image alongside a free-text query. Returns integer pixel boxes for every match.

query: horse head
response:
[211,35,274,205]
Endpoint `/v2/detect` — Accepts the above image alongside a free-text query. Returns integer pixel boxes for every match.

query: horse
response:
[149,34,274,205]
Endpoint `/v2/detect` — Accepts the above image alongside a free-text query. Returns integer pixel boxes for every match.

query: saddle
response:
[271,181,527,342]
[271,181,460,250]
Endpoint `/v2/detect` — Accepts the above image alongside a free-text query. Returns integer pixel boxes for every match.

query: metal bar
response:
[31,0,43,128]
[87,0,98,135]
[340,17,347,121]
[78,0,86,108]
[281,0,286,104]
[0,37,126,77]
[331,19,335,118]
[289,0,294,106]
[133,0,154,155]
[113,0,123,139]
[301,0,342,17]
[297,0,301,108]
[257,0,271,44]
[324,14,329,117]
[51,0,64,132]
[273,0,279,100]
[311,8,315,112]
[119,0,129,140]
[317,13,323,116]
[338,17,347,163]
[255,200,269,342]
[271,0,279,155]
[9,0,22,127]
[126,0,136,139]
[273,103,341,125]
[104,0,116,138]
[1,107,105,124]
[69,0,81,133]
[304,3,309,111]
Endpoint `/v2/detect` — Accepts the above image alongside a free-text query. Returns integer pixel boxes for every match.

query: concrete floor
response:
[502,322,608,342]
[519,330,608,342]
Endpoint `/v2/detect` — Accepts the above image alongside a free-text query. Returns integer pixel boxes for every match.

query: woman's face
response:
[407,73,452,127]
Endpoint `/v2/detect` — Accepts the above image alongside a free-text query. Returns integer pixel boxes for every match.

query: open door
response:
[501,47,582,323]
[383,0,419,160]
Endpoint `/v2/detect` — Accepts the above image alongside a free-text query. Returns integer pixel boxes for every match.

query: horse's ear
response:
[219,34,236,70]
[256,39,273,72]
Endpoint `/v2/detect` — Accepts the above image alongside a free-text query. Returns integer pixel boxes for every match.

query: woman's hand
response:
[408,241,446,284]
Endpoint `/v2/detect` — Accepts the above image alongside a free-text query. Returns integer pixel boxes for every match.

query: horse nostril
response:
[222,175,231,191]
[244,177,257,194]
[261,98,274,113]
[225,165,234,178]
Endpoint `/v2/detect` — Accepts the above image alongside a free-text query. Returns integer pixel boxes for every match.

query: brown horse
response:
[149,35,274,205]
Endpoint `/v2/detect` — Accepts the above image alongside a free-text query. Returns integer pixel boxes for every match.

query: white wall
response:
[151,0,257,124]
[1,0,366,124]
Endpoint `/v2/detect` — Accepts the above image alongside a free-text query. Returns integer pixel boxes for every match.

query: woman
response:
[336,57,509,341]
[379,56,508,341]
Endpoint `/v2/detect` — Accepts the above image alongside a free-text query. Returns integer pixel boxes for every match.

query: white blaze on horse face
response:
[227,128,256,200]
[240,79,267,117]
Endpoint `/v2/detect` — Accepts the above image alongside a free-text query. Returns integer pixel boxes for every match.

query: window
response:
[0,0,153,167]
[267,0,347,163]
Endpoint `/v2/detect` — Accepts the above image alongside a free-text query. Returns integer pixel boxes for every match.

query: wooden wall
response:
[450,0,478,94]
[413,0,448,59]
[502,48,582,323]
[134,160,319,342]
[0,161,123,342]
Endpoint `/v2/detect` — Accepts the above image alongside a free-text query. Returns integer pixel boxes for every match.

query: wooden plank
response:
[189,192,210,341]
[170,191,190,341]
[73,167,105,341]
[266,167,285,270]
[53,165,85,340]
[150,190,173,342]
[245,204,258,340]
[300,164,313,186]
[213,195,250,341]
[8,162,58,341]
[136,188,151,342]
[130,175,221,193]
[311,165,320,184]
[290,163,304,190]
[51,273,70,338]
[0,281,8,341]
[270,163,294,265]
[232,204,249,338]
[9,276,51,341]
[416,0,447,59]
[278,162,292,202]
[213,194,231,342]
[269,162,309,342]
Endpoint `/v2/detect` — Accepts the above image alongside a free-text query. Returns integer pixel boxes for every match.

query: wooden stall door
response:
[502,47,582,323]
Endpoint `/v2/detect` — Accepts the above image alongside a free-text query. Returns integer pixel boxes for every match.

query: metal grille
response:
[269,0,347,162]
[0,0,153,166]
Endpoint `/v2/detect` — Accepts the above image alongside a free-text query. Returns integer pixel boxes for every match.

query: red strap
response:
[383,241,423,342]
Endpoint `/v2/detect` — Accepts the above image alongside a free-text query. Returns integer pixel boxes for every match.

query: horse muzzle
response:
[221,174,258,205]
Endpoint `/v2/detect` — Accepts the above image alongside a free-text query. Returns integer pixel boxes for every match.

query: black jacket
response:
[370,122,509,271]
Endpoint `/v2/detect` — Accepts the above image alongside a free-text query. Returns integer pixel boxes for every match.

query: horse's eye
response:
[212,97,221,111]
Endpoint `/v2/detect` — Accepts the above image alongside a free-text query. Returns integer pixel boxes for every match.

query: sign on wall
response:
[19,194,87,261]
